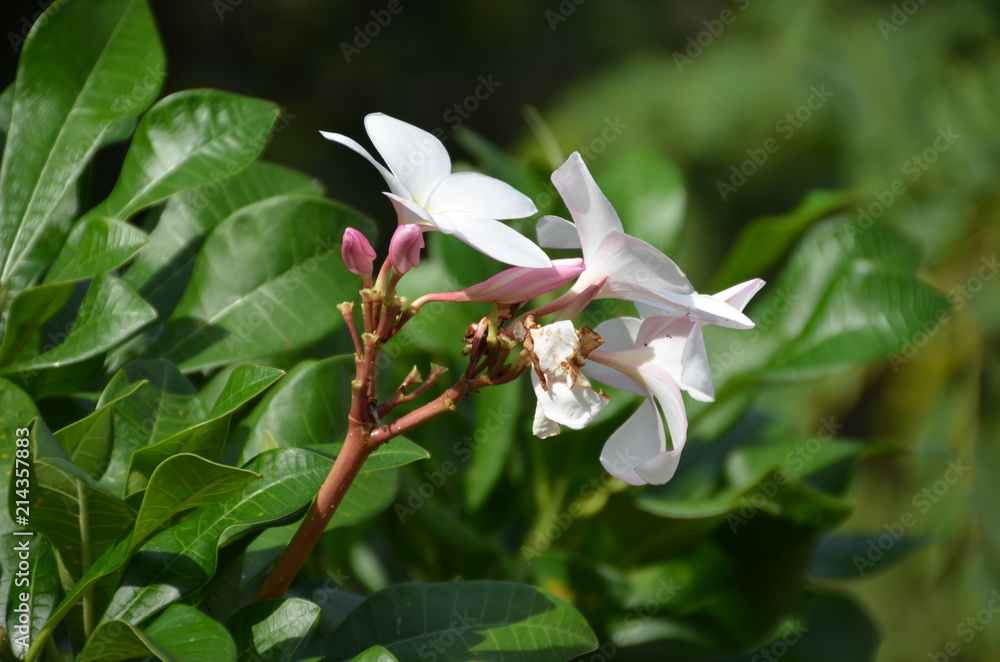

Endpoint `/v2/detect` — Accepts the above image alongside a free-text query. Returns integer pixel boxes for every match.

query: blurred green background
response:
[4,0,997,660]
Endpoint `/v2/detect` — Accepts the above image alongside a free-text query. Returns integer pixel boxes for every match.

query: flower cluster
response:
[327,113,763,486]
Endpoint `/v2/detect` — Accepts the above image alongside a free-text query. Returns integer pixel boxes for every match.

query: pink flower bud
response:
[342,228,376,277]
[388,224,424,275]
[417,258,585,305]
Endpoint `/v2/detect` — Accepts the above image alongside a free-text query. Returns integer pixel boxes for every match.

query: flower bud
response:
[388,224,424,275]
[342,228,376,277]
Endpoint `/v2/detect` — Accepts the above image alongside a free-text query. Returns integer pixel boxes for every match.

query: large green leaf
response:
[598,145,687,254]
[154,196,374,372]
[29,453,134,585]
[97,360,206,498]
[44,217,148,284]
[131,454,259,548]
[124,364,282,495]
[52,381,145,479]
[228,599,320,662]
[348,647,398,662]
[708,219,950,390]
[0,281,74,368]
[122,161,324,320]
[0,0,164,297]
[4,537,59,661]
[86,89,280,222]
[320,581,598,662]
[101,448,335,624]
[78,604,236,662]
[712,189,849,291]
[235,356,354,464]
[0,274,156,374]
[463,383,520,511]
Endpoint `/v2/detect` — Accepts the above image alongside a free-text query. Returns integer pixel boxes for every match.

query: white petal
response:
[600,399,664,486]
[425,172,537,219]
[536,216,582,250]
[384,193,442,229]
[550,152,625,258]
[714,278,766,312]
[589,232,694,298]
[320,130,409,199]
[364,113,451,203]
[678,323,714,402]
[532,402,562,438]
[637,362,688,455]
[535,379,609,430]
[441,211,551,267]
[593,316,642,351]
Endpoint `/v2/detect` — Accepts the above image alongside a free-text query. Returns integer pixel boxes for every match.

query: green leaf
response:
[87,89,280,221]
[79,604,236,662]
[53,381,145,478]
[44,217,148,284]
[599,145,687,254]
[712,189,849,290]
[0,281,74,368]
[98,360,206,498]
[29,453,134,585]
[236,356,354,464]
[131,454,259,548]
[154,196,374,372]
[0,0,164,296]
[808,533,929,580]
[102,448,334,624]
[125,364,282,495]
[1,274,156,374]
[321,582,598,662]
[761,220,950,380]
[4,536,59,660]
[464,385,519,511]
[348,647,398,662]
[228,599,321,662]
[122,161,324,320]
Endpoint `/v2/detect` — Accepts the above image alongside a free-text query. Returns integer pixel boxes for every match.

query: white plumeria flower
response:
[537,152,757,328]
[321,113,550,268]
[525,320,609,439]
[582,278,764,485]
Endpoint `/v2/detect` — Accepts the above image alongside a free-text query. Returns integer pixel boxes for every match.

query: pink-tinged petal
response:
[536,215,582,250]
[388,224,424,274]
[600,399,665,486]
[364,113,451,203]
[341,227,377,277]
[440,211,551,267]
[550,152,625,258]
[714,278,766,312]
[384,193,444,230]
[584,356,645,397]
[425,172,537,219]
[447,259,584,303]
[320,130,409,199]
